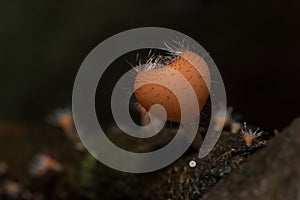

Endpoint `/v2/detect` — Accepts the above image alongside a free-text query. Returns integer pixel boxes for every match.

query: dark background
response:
[0,0,299,130]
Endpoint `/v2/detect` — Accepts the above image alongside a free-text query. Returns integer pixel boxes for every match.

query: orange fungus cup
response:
[134,50,211,123]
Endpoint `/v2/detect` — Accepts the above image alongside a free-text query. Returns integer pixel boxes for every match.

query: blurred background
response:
[0,0,299,199]
[1,0,299,129]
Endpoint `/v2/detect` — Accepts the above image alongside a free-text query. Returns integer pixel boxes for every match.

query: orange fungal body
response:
[134,51,211,123]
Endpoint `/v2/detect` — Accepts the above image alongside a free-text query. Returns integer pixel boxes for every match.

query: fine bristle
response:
[132,40,190,72]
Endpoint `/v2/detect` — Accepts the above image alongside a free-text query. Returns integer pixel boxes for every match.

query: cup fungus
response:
[240,122,263,147]
[134,50,211,125]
